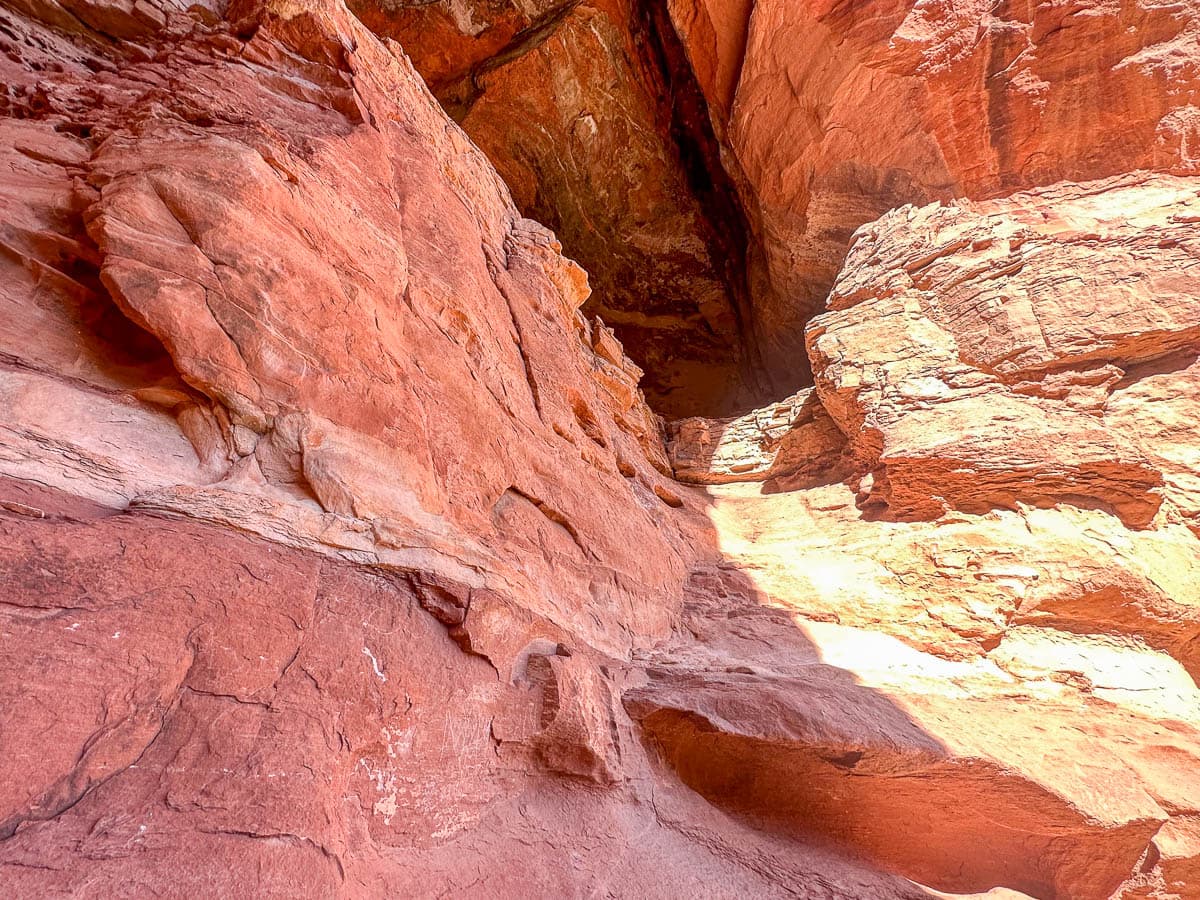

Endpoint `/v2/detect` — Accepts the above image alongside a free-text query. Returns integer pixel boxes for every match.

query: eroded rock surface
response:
[4,0,1200,897]
[653,171,1200,898]
[666,386,847,490]
[686,0,1200,386]
[0,0,950,894]
[353,0,762,416]
[368,0,1200,408]
[808,173,1200,526]
[1,0,701,653]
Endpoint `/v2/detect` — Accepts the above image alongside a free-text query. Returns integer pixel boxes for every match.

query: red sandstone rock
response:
[808,173,1200,526]
[676,0,1200,385]
[627,596,1200,899]
[665,0,751,129]
[0,0,931,894]
[643,173,1200,900]
[344,0,575,96]
[666,386,848,490]
[4,0,697,654]
[4,0,1200,896]
[353,0,760,416]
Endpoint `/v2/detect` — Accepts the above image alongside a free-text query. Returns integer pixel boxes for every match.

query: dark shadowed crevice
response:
[629,0,769,412]
[347,0,775,418]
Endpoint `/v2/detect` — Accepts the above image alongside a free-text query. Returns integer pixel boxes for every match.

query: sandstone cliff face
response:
[670,0,1200,388]
[662,170,1200,898]
[808,173,1200,527]
[4,0,1200,898]
[352,0,762,417]
[0,0,726,889]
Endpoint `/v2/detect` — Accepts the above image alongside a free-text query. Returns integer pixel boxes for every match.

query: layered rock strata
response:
[670,0,1200,389]
[666,387,847,490]
[4,0,1200,897]
[659,169,1200,899]
[808,173,1200,527]
[0,0,964,895]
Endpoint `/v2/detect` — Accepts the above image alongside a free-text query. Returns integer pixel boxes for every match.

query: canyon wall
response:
[674,0,1200,388]
[351,0,765,417]
[2,0,1200,897]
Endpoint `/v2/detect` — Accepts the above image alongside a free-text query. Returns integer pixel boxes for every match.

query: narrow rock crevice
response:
[358,0,771,417]
[630,0,767,405]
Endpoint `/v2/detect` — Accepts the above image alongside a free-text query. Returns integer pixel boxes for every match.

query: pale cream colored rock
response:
[1106,355,1200,538]
[628,170,1200,895]
[630,477,1200,898]
[807,173,1200,526]
[666,386,846,488]
[702,480,1200,672]
[0,368,209,505]
[1150,816,1200,896]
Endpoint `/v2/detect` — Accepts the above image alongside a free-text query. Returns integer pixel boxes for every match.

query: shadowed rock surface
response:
[350,0,764,417]
[3,0,1200,897]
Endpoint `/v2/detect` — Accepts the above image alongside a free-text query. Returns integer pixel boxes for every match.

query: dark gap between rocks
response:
[348,0,792,419]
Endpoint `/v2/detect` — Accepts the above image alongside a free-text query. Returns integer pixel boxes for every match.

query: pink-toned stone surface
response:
[348,0,762,417]
[1,0,698,652]
[0,478,934,898]
[452,0,758,416]
[0,0,937,895]
[683,0,1200,384]
[4,0,1200,896]
[651,170,1200,899]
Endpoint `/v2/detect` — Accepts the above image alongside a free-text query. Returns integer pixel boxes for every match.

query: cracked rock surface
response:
[4,0,1200,898]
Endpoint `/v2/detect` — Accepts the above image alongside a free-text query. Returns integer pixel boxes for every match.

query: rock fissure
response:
[5,1,1200,897]
[353,0,771,416]
[630,0,765,400]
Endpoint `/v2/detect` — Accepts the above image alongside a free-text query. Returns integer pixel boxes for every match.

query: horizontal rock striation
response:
[5,0,1200,896]
[671,0,1200,390]
[666,387,848,490]
[807,173,1200,526]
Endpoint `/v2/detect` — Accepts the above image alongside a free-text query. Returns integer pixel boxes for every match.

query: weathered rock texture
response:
[667,386,848,490]
[2,0,696,647]
[0,0,949,894]
[660,168,1200,898]
[808,173,1200,526]
[367,0,1200,409]
[4,0,1200,897]
[672,0,1200,387]
[355,0,762,417]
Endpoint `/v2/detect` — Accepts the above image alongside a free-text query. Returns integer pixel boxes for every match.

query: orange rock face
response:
[354,0,764,416]
[4,0,1200,897]
[343,0,575,95]
[685,0,1200,385]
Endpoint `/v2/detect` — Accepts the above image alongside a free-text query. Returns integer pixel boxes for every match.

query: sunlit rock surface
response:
[808,173,1200,527]
[677,0,1200,387]
[2,0,1200,897]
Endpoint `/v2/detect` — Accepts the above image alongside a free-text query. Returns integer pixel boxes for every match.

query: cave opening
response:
[350,0,810,421]
[625,0,774,420]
